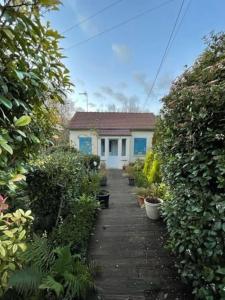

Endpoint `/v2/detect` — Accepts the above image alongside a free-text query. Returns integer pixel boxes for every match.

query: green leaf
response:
[15,71,25,80]
[217,268,225,275]
[15,115,31,127]
[0,142,13,155]
[0,95,12,109]
[0,245,6,257]
[3,230,14,238]
[39,0,60,5]
[39,276,64,296]
[16,130,26,138]
[3,28,14,40]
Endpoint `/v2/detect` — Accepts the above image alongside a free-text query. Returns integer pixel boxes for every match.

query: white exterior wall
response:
[69,129,154,168]
[69,130,98,155]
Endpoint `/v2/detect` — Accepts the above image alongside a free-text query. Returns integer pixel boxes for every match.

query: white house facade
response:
[68,112,155,169]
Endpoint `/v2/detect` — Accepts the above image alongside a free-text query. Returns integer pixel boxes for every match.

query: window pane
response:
[134,138,146,155]
[79,137,92,154]
[122,139,126,156]
[109,139,118,156]
[101,139,105,156]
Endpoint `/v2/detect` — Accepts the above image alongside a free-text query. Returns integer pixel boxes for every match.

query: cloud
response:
[76,78,85,86]
[77,14,99,35]
[157,73,173,90]
[93,92,105,99]
[100,85,142,112]
[133,72,153,95]
[112,44,131,63]
[133,71,173,98]
[117,82,127,89]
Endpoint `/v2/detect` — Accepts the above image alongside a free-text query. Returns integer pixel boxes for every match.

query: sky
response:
[45,0,225,114]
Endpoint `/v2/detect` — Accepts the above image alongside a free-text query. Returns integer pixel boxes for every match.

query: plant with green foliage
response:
[82,154,100,171]
[143,150,161,184]
[50,195,99,257]
[26,150,87,232]
[157,33,225,299]
[9,236,94,299]
[0,0,72,194]
[0,208,33,295]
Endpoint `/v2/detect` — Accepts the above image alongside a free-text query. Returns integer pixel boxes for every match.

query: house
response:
[68,112,156,169]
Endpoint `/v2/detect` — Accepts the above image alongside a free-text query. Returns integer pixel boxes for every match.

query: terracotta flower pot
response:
[137,195,145,208]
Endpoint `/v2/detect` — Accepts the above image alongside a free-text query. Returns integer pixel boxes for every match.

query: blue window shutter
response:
[79,137,92,154]
[134,138,147,155]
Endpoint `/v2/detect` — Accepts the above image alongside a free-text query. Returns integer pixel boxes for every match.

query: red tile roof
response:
[68,112,156,130]
[98,129,131,136]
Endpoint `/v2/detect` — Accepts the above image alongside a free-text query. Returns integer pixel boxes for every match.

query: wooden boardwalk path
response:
[89,170,192,300]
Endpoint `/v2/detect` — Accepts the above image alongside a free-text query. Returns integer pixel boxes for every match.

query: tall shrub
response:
[26,150,86,232]
[143,150,161,184]
[157,33,225,299]
[0,0,72,193]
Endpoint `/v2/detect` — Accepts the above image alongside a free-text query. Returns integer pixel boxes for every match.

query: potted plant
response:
[97,189,110,208]
[144,184,164,220]
[134,187,147,208]
[126,165,135,186]
[99,163,107,186]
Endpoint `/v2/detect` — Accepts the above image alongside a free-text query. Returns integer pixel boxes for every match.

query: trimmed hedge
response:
[26,150,100,233]
[157,33,225,299]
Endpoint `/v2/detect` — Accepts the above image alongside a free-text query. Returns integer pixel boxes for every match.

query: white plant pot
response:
[144,198,163,220]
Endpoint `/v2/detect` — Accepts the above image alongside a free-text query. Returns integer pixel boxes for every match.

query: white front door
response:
[108,139,119,168]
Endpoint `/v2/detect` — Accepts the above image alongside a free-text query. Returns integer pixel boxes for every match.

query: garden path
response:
[89,170,192,300]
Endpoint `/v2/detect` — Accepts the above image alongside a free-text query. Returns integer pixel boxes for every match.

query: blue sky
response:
[45,0,225,114]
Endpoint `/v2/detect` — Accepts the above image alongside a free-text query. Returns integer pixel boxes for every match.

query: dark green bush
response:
[46,144,78,155]
[157,33,225,299]
[26,150,86,232]
[83,154,100,171]
[50,195,99,256]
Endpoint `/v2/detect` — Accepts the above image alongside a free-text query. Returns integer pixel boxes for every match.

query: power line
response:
[62,0,124,34]
[169,0,192,49]
[143,0,185,107]
[65,0,176,51]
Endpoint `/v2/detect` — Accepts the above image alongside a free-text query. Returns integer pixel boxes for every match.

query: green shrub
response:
[50,195,99,257]
[80,171,101,197]
[133,171,148,187]
[46,145,78,155]
[157,33,225,299]
[26,150,86,232]
[83,154,100,171]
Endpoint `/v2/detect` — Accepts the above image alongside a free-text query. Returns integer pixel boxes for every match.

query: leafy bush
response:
[0,209,33,295]
[83,155,100,171]
[80,171,101,197]
[157,33,225,299]
[9,237,94,299]
[50,195,99,256]
[26,150,86,232]
[0,0,72,194]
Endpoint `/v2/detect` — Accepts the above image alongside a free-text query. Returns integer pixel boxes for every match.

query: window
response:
[122,139,126,156]
[134,138,147,155]
[101,139,105,156]
[109,139,118,156]
[79,137,92,154]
